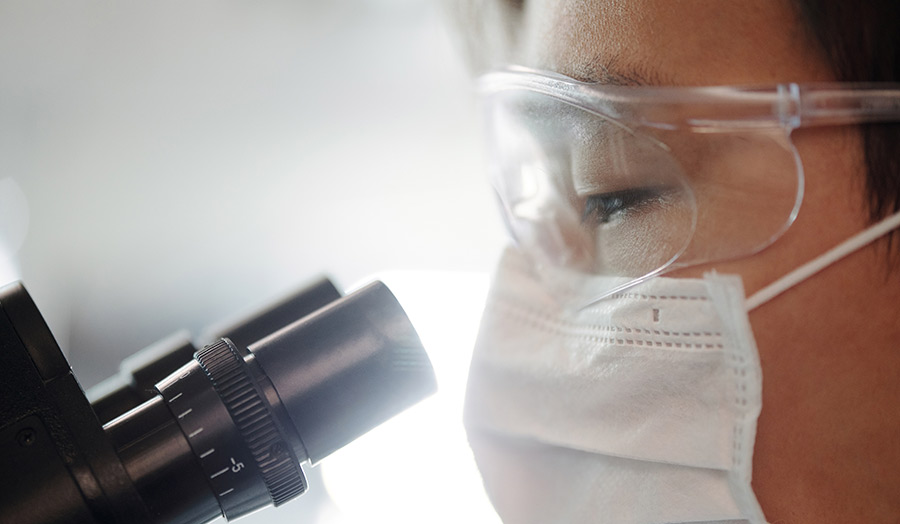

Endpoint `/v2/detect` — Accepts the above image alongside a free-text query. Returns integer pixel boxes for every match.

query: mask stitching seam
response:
[503,267,710,305]
[730,354,761,519]
[529,286,712,304]
[606,292,709,302]
[726,339,760,517]
[494,299,722,340]
[492,299,725,350]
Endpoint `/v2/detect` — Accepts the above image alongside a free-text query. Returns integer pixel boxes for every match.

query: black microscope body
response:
[0,279,435,524]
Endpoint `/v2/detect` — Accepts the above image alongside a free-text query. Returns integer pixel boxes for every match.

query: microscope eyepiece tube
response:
[89,278,342,423]
[0,278,436,524]
[103,280,437,523]
[249,281,437,464]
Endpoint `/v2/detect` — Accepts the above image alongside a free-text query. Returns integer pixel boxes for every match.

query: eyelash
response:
[580,187,664,225]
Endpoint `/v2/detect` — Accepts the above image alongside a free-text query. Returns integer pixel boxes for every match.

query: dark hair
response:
[792,1,900,224]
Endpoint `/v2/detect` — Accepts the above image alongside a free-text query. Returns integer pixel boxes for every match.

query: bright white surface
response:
[319,271,501,524]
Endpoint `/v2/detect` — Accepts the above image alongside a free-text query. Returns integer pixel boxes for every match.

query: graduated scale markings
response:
[167,378,249,499]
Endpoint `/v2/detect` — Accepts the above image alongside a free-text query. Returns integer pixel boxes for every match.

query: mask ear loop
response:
[745,210,900,311]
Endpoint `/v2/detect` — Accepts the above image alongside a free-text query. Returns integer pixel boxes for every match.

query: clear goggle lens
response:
[483,87,802,295]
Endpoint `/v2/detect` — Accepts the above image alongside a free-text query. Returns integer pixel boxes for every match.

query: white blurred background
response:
[0,1,504,522]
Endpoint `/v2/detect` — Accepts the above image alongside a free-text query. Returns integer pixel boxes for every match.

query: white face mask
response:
[464,211,900,524]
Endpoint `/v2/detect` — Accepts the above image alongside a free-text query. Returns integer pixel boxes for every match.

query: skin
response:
[492,0,900,521]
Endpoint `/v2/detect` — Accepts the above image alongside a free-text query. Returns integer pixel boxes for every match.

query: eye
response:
[580,187,667,226]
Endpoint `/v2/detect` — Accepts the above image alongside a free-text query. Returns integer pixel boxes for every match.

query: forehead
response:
[512,0,830,85]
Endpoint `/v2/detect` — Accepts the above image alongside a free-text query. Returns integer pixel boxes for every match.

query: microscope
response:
[0,278,436,524]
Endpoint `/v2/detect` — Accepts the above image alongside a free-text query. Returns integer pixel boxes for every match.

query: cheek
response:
[670,131,801,270]
[790,127,869,242]
[668,126,868,298]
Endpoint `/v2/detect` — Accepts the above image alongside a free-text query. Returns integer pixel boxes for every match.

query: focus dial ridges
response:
[195,339,306,505]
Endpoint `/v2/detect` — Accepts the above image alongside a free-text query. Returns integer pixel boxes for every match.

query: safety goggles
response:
[481,66,900,298]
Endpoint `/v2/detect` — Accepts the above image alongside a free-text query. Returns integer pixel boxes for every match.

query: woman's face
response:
[491,0,861,294]
[481,1,900,521]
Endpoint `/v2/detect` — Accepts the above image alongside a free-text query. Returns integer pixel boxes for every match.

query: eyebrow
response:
[564,54,671,87]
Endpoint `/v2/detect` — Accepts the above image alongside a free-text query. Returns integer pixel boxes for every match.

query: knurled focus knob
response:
[195,339,306,506]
